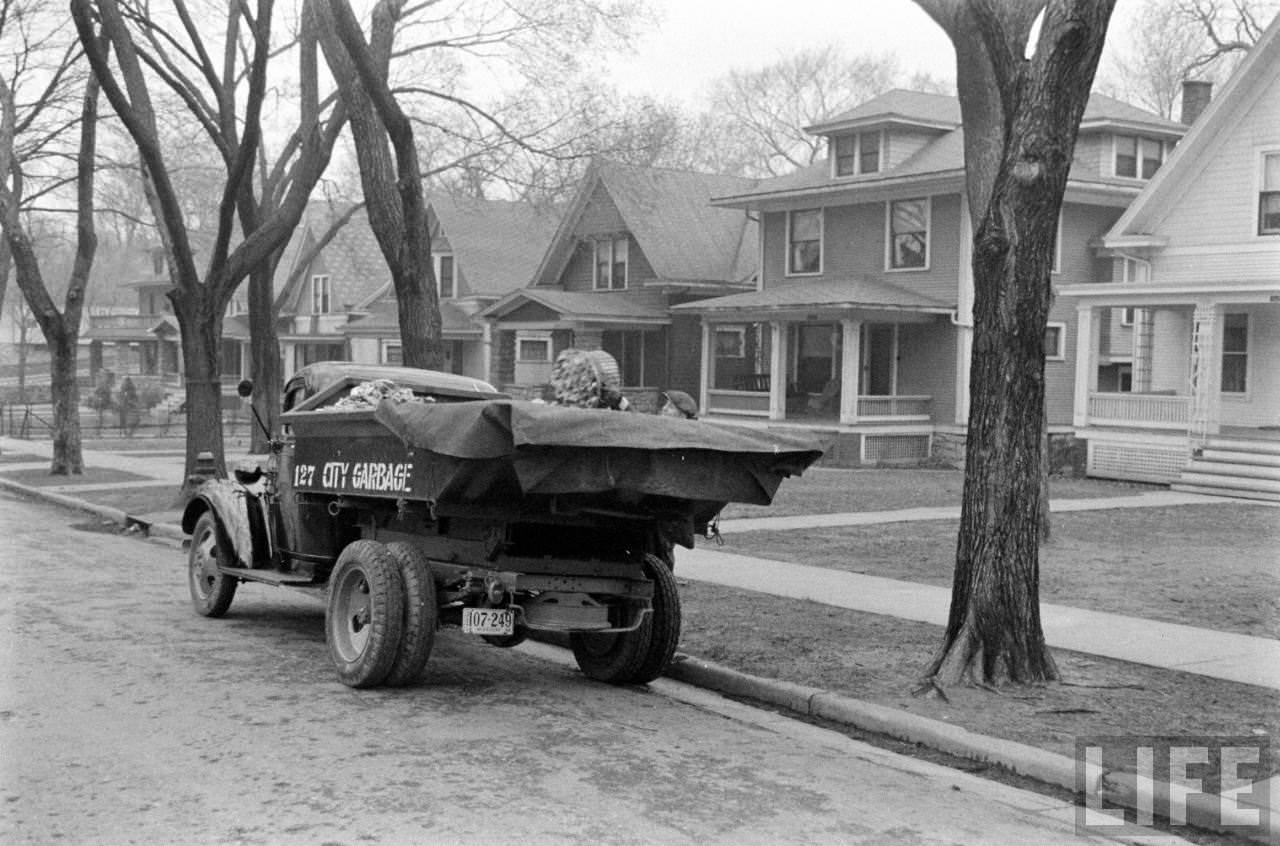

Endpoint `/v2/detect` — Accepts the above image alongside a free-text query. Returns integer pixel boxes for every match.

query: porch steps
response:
[1171,437,1280,503]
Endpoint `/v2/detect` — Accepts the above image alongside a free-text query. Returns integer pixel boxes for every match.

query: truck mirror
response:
[237,379,254,398]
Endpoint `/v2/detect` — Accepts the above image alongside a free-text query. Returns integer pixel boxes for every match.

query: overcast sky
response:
[603,0,1141,107]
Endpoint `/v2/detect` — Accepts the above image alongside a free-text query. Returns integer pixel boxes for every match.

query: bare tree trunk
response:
[915,0,1116,687]
[175,289,226,499]
[247,263,279,453]
[49,334,83,474]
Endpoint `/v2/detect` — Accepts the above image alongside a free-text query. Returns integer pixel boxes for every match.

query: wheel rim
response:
[190,525,220,601]
[331,566,374,662]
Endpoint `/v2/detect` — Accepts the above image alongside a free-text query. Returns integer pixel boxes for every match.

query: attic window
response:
[594,236,628,290]
[1115,135,1163,179]
[311,274,332,314]
[436,254,455,298]
[1260,151,1280,235]
[833,131,881,177]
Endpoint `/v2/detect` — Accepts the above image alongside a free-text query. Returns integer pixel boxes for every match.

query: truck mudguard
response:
[181,479,260,568]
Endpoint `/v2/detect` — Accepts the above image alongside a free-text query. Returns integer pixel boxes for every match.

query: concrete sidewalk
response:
[5,435,1278,692]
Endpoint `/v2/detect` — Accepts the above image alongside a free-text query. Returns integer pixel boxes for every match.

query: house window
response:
[833,132,880,177]
[1221,313,1248,393]
[516,332,552,363]
[382,343,402,366]
[888,198,929,270]
[1044,323,1066,360]
[1118,307,1136,327]
[437,255,455,298]
[311,274,331,314]
[714,326,746,358]
[787,209,822,275]
[594,237,628,290]
[1115,135,1163,179]
[1260,152,1280,235]
[1121,257,1151,283]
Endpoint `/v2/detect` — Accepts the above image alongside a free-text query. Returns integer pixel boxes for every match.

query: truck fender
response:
[181,479,258,568]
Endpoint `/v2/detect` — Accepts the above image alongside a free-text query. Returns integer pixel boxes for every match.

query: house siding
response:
[668,312,703,396]
[1150,86,1280,258]
[897,320,956,422]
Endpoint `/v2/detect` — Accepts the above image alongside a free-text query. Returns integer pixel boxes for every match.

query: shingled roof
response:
[429,194,562,297]
[534,160,758,288]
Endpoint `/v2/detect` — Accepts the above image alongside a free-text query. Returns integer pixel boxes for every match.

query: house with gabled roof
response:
[480,160,757,405]
[674,88,1186,466]
[1061,15,1280,500]
[255,196,560,383]
[343,195,562,378]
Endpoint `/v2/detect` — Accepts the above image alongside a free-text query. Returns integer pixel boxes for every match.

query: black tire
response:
[382,542,438,687]
[325,541,406,689]
[188,511,238,618]
[569,553,681,685]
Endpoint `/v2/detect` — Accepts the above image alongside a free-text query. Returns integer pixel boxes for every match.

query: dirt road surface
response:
[0,492,1145,845]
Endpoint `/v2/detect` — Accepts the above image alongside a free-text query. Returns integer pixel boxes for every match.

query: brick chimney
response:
[1180,80,1213,126]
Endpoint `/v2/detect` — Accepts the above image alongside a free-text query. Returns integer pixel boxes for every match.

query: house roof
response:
[482,288,671,324]
[534,160,758,288]
[1102,14,1280,245]
[343,299,483,338]
[429,194,563,297]
[275,206,389,315]
[671,277,954,315]
[715,91,1182,208]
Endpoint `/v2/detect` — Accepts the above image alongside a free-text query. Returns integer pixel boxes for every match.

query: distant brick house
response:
[1062,16,1280,499]
[675,89,1185,466]
[480,160,758,408]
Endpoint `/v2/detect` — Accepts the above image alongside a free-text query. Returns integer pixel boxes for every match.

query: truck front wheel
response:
[570,554,681,685]
[326,541,406,689]
[188,511,238,618]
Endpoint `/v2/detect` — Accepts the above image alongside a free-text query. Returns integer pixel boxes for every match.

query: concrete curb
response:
[0,476,182,542]
[666,654,1275,845]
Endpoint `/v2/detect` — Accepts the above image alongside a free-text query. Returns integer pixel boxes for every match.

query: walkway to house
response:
[3,435,1277,691]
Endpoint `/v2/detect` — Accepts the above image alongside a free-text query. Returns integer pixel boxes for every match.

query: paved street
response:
[0,492,1162,845]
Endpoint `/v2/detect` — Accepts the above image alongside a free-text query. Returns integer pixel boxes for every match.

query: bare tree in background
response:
[1102,0,1274,117]
[0,2,98,474]
[911,0,1116,688]
[72,0,345,493]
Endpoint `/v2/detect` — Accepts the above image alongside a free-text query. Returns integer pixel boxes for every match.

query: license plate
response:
[462,607,515,636]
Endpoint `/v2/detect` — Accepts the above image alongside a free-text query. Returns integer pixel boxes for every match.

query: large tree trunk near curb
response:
[915,0,1116,686]
[175,288,226,499]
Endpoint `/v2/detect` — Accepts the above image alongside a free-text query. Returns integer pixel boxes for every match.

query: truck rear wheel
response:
[326,541,406,689]
[188,511,238,618]
[570,554,681,685]
[383,542,437,687]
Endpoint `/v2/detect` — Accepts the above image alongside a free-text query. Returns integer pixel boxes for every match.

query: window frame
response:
[515,331,553,364]
[885,197,931,272]
[1114,134,1164,180]
[593,236,629,290]
[436,253,455,299]
[381,341,403,366]
[1220,312,1249,395]
[310,273,332,314]
[1044,322,1067,361]
[786,208,824,276]
[1258,149,1280,236]
[832,130,882,177]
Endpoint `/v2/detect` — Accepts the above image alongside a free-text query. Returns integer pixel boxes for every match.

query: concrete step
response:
[1180,460,1280,481]
[1171,482,1280,503]
[1173,470,1280,495]
[1196,448,1280,468]
[1198,437,1280,457]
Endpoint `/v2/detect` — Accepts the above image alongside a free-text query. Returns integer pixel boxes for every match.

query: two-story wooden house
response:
[84,247,184,386]
[480,160,758,409]
[1062,16,1280,499]
[675,89,1185,466]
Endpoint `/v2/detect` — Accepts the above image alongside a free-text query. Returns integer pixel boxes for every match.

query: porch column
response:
[481,321,494,386]
[1188,302,1220,443]
[769,321,785,420]
[1132,308,1153,393]
[1072,305,1098,428]
[698,321,711,414]
[839,318,861,424]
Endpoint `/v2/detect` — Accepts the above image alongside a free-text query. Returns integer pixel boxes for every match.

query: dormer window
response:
[833,131,881,177]
[311,274,331,314]
[436,254,455,298]
[1115,135,1163,179]
[594,236,628,290]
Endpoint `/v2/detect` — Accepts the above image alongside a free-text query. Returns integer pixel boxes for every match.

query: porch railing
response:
[856,395,931,418]
[1087,392,1189,428]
